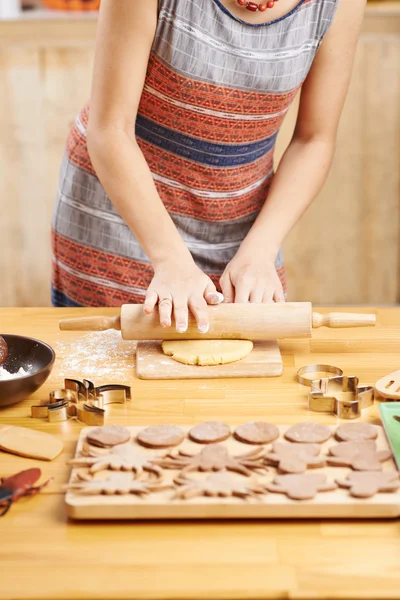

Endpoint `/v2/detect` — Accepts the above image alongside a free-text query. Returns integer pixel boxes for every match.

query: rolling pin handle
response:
[312,312,376,329]
[59,315,121,332]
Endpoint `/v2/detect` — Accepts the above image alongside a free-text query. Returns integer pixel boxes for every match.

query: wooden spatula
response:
[0,425,63,461]
[375,370,400,401]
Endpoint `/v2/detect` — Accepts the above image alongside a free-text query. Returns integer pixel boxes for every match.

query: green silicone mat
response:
[379,402,400,470]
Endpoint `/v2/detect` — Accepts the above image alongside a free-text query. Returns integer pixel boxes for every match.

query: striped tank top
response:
[52,0,338,307]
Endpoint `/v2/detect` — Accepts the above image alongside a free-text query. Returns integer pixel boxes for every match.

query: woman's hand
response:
[220,250,285,304]
[144,258,223,332]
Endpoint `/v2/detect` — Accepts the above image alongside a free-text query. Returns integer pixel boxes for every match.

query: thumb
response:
[220,273,235,304]
[204,280,224,305]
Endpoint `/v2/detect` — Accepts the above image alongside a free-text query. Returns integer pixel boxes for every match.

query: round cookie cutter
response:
[297,364,344,386]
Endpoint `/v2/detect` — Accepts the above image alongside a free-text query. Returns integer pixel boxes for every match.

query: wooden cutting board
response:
[65,424,400,520]
[136,340,283,379]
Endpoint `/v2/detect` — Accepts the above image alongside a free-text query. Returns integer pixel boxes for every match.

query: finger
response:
[189,295,209,333]
[205,282,224,305]
[143,289,158,314]
[249,288,264,304]
[234,277,252,304]
[173,298,189,333]
[220,274,235,304]
[262,290,275,304]
[158,297,173,328]
[273,287,286,303]
[204,280,223,305]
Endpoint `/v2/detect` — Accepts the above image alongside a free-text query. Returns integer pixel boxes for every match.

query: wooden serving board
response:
[136,340,283,379]
[65,424,400,520]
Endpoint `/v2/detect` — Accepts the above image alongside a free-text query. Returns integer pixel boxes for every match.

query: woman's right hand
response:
[143,258,223,333]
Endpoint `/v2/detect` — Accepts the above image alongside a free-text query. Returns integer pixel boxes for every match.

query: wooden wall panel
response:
[278,35,400,303]
[0,8,399,307]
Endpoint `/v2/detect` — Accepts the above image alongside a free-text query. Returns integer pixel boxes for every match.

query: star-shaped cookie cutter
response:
[308,376,374,420]
[31,379,131,425]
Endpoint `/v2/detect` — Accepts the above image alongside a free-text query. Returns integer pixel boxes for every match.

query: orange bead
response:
[267,0,275,7]
[259,3,268,10]
[237,0,247,5]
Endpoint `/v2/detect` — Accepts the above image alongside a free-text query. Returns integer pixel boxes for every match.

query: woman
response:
[52,0,365,333]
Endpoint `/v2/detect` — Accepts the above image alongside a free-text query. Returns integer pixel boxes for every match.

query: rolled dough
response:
[161,339,253,366]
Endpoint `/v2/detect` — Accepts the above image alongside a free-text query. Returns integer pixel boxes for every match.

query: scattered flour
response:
[0,366,31,381]
[55,330,136,381]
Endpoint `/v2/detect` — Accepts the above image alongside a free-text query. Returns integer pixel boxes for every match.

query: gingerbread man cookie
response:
[267,473,337,500]
[265,442,326,474]
[327,440,392,471]
[336,471,400,498]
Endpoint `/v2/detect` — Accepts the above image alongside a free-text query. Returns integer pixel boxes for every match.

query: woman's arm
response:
[87,0,220,332]
[220,0,366,303]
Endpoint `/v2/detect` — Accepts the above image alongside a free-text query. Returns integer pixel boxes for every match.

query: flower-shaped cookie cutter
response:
[308,376,374,420]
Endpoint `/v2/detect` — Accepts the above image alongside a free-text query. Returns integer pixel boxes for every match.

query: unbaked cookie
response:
[335,423,378,442]
[267,473,337,500]
[189,421,231,444]
[265,442,326,474]
[284,422,332,444]
[87,425,131,448]
[336,471,400,498]
[136,425,185,448]
[327,440,391,471]
[234,422,279,445]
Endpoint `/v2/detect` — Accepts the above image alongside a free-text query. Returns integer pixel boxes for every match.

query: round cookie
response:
[86,425,131,448]
[234,422,279,445]
[335,423,378,442]
[137,425,185,448]
[0,335,8,366]
[189,421,231,444]
[284,421,332,444]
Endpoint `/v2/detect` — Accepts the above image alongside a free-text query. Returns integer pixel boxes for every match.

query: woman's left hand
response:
[220,251,285,304]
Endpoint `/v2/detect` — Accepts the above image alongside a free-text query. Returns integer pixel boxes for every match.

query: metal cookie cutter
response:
[297,364,344,386]
[308,376,374,420]
[31,379,131,425]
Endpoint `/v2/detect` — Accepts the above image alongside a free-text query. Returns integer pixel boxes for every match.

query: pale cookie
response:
[86,425,131,448]
[157,443,266,476]
[327,440,392,471]
[136,425,185,449]
[284,422,332,444]
[336,471,400,498]
[189,421,231,444]
[335,423,378,442]
[65,471,170,496]
[173,471,266,500]
[161,339,253,366]
[265,442,326,474]
[234,422,279,445]
[267,473,337,501]
[69,443,163,480]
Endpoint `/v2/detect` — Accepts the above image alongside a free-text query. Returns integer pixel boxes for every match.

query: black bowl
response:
[0,335,55,408]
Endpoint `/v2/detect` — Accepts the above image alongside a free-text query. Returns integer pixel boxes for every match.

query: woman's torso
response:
[53,0,338,305]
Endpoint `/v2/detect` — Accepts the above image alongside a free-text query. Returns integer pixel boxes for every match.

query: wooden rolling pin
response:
[59,303,376,341]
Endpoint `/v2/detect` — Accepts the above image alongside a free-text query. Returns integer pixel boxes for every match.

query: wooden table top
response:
[1,306,400,600]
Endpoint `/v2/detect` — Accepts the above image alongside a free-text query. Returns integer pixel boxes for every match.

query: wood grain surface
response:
[0,5,399,307]
[1,307,400,599]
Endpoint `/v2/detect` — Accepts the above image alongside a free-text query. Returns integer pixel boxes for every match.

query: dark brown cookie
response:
[0,335,8,366]
[335,423,378,442]
[267,473,337,500]
[234,422,279,445]
[336,471,400,498]
[137,425,185,448]
[265,442,326,474]
[189,421,230,444]
[327,440,391,471]
[284,422,332,444]
[86,425,131,448]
